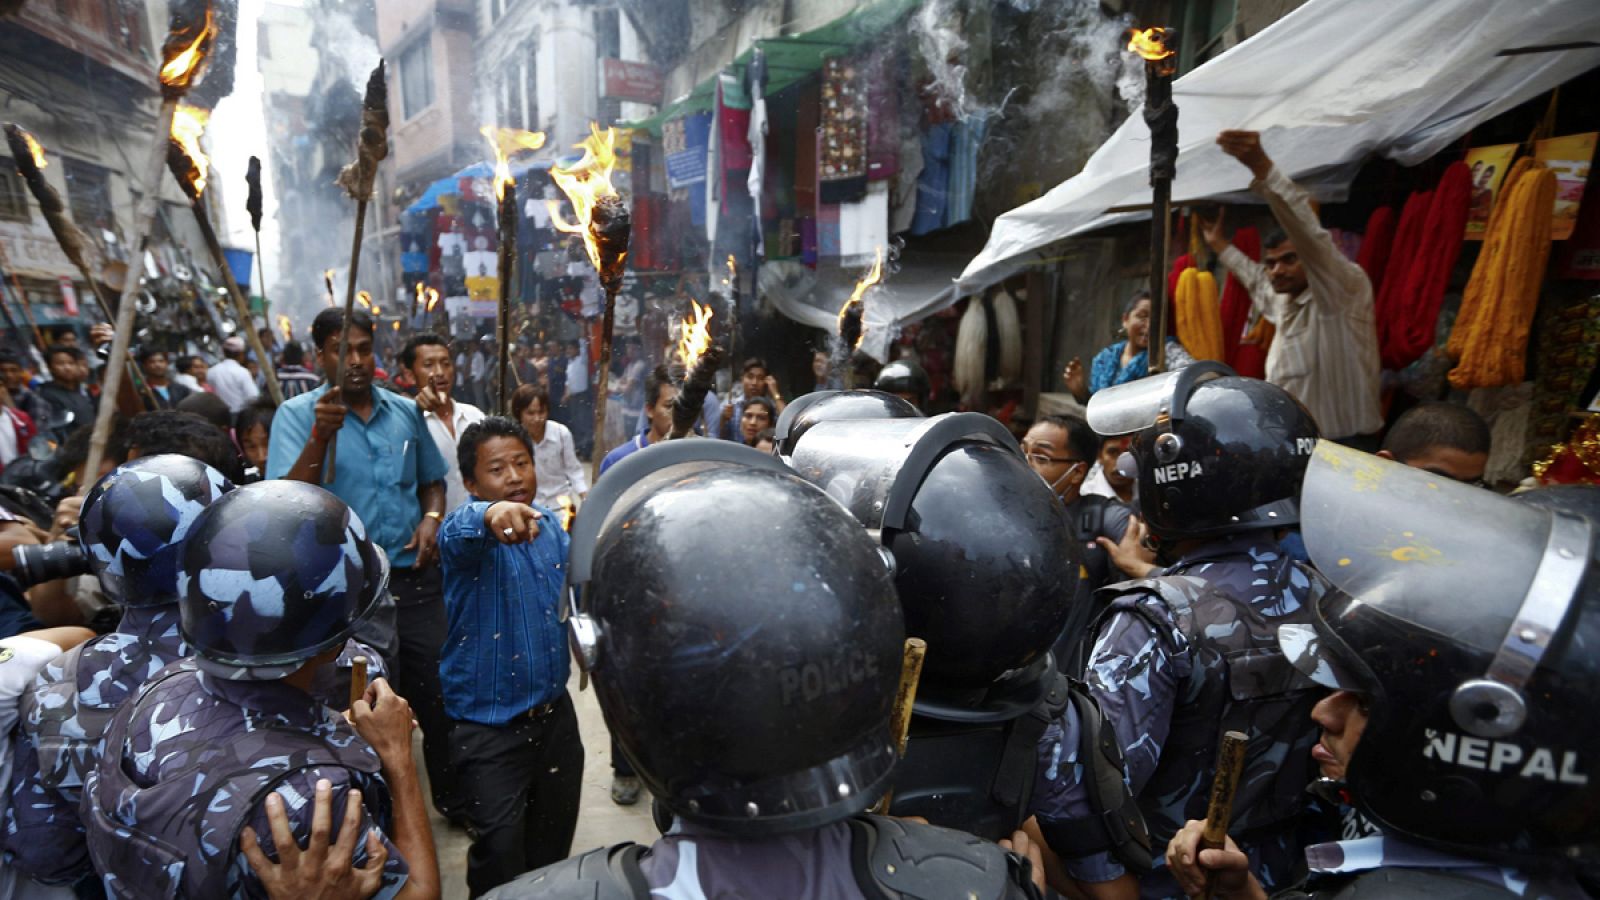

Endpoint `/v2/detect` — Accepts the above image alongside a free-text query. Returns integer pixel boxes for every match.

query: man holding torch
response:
[266,307,465,825]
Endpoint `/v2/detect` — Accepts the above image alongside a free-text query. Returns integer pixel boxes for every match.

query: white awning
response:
[958,0,1600,294]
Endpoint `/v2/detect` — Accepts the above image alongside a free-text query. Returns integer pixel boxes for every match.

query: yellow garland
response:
[1174,267,1226,362]
[1448,160,1557,389]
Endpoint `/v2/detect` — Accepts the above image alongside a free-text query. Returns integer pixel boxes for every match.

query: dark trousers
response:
[388,565,461,816]
[566,391,593,458]
[611,735,635,777]
[452,693,585,897]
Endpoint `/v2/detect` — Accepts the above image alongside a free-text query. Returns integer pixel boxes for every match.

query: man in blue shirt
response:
[598,364,678,478]
[439,416,581,897]
[266,307,463,823]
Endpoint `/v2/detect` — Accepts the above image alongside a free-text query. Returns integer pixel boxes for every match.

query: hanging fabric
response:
[1171,256,1225,362]
[1379,161,1472,370]
[1448,159,1557,389]
[952,296,988,401]
[818,55,868,205]
[1218,226,1262,374]
[1373,186,1434,359]
[992,289,1021,384]
[1356,206,1397,296]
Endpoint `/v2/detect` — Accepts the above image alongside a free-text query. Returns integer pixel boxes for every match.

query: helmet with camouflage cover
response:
[1280,446,1600,870]
[79,454,234,607]
[177,481,389,680]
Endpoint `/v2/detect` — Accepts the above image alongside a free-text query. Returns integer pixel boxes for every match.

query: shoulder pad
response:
[1326,867,1522,899]
[481,844,647,899]
[851,816,1042,900]
[1034,685,1153,873]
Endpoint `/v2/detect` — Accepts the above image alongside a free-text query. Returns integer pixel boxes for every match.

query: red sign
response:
[603,59,664,105]
[57,276,78,317]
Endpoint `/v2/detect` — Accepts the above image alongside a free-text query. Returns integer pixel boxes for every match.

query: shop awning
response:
[404,158,553,216]
[624,0,922,136]
[958,0,1600,294]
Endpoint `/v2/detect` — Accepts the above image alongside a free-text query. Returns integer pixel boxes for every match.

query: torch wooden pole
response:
[186,197,284,404]
[591,283,616,453]
[1198,730,1249,900]
[496,182,516,415]
[85,100,177,492]
[327,197,368,483]
[349,654,369,709]
[1142,45,1178,375]
[872,637,928,814]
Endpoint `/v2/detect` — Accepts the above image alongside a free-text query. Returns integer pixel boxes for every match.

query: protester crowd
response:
[0,129,1585,900]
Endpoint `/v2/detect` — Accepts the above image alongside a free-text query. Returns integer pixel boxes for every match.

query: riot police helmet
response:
[1279,445,1599,870]
[1087,362,1319,541]
[566,440,904,835]
[178,481,389,680]
[79,454,234,607]
[773,389,922,459]
[872,358,930,409]
[786,413,1078,699]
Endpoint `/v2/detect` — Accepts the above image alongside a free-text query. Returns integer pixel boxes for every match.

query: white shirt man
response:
[1207,131,1381,441]
[208,337,261,413]
[407,336,485,513]
[532,420,587,509]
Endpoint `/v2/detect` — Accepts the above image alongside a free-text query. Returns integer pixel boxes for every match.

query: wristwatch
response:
[425,511,443,521]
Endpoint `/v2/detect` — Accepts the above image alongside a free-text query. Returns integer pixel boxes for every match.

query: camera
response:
[11,530,91,589]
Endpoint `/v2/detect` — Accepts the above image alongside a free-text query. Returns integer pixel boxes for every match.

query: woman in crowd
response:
[739,396,777,447]
[511,383,588,511]
[1062,290,1193,402]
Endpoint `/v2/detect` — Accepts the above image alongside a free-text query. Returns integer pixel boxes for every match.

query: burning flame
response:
[548,123,620,272]
[392,321,401,331]
[425,287,440,312]
[170,104,211,195]
[277,315,293,342]
[323,269,336,306]
[414,282,425,313]
[557,495,575,532]
[837,247,884,350]
[370,304,382,317]
[481,126,547,202]
[17,130,45,170]
[675,299,715,370]
[356,290,372,310]
[160,7,214,89]
[1127,27,1176,62]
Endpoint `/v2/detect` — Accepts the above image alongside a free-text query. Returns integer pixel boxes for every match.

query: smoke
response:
[914,0,976,119]
[318,9,382,90]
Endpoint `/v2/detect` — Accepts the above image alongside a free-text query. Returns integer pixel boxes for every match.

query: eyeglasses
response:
[1024,451,1083,468]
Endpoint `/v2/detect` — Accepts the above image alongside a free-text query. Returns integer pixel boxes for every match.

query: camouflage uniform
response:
[83,659,408,900]
[484,817,1044,899]
[1276,834,1590,899]
[4,602,381,886]
[1033,532,1322,898]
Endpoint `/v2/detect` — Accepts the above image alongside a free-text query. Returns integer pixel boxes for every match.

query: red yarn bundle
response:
[1375,162,1472,370]
[1357,206,1396,296]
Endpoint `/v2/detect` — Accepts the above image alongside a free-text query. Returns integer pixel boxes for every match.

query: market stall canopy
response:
[958,0,1600,295]
[623,0,920,136]
[404,157,553,216]
[759,250,968,363]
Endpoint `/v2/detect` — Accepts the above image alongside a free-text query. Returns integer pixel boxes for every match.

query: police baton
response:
[349,655,369,709]
[872,637,928,814]
[1199,730,1249,900]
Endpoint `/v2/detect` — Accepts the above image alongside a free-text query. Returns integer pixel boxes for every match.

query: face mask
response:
[1039,462,1083,496]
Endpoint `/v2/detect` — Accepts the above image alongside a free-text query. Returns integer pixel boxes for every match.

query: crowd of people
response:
[0,128,1583,900]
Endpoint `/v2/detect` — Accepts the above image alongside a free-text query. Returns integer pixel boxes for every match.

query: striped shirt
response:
[1219,166,1382,440]
[274,365,323,401]
[438,499,570,726]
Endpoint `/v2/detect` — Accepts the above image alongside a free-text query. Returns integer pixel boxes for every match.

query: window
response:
[0,160,29,223]
[399,37,434,120]
[64,159,114,232]
[523,44,539,129]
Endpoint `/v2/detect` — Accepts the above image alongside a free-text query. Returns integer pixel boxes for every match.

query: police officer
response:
[873,358,931,411]
[82,481,440,900]
[5,455,233,888]
[1034,362,1325,898]
[485,440,1048,898]
[1166,447,1598,898]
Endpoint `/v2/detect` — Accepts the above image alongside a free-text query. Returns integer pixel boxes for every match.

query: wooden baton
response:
[872,637,928,814]
[1199,730,1249,900]
[349,655,369,709]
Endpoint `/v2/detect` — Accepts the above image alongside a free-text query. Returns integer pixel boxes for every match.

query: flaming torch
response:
[166,104,284,405]
[549,124,630,458]
[834,247,884,390]
[483,126,547,414]
[278,314,293,344]
[1128,26,1179,373]
[245,155,269,329]
[669,299,722,439]
[327,60,389,483]
[724,253,740,384]
[91,0,214,491]
[3,125,150,398]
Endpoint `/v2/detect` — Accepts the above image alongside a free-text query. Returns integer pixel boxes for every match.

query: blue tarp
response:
[404,158,553,215]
